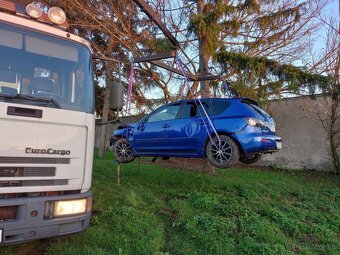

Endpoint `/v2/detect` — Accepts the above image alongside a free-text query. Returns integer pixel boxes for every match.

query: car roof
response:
[171,97,259,106]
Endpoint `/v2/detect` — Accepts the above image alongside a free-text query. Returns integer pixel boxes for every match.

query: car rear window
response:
[244,103,270,118]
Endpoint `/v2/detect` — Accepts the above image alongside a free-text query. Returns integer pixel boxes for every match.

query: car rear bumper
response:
[233,133,282,156]
[0,191,91,245]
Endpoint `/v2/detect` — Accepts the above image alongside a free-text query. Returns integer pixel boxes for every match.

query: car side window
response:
[147,104,181,123]
[180,101,214,118]
[180,102,196,118]
[211,101,231,115]
[195,102,211,116]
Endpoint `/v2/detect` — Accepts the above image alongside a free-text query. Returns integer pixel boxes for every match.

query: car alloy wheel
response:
[206,135,239,168]
[113,138,135,163]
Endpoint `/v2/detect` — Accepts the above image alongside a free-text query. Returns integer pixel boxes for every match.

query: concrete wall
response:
[259,96,333,170]
[95,96,335,171]
[94,115,144,149]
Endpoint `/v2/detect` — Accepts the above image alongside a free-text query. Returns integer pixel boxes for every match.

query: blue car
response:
[112,98,282,168]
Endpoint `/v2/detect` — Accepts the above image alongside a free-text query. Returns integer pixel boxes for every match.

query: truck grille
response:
[0,157,70,164]
[0,179,68,187]
[0,206,16,222]
[0,167,56,177]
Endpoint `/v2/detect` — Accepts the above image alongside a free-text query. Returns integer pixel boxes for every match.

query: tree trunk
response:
[330,48,340,174]
[329,100,340,174]
[197,0,210,98]
[98,67,112,158]
[197,0,214,174]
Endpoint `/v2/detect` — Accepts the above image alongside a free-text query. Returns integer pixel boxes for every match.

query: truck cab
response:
[0,1,94,244]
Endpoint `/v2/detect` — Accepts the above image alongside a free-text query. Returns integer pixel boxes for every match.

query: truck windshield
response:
[0,23,93,113]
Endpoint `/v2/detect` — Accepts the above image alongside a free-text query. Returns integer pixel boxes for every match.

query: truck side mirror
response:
[109,82,124,111]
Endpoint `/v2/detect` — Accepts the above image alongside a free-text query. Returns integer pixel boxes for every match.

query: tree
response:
[186,0,327,98]
[302,14,340,174]
[42,0,175,157]
[215,51,330,101]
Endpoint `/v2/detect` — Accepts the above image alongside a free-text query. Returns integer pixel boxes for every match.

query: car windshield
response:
[0,23,93,113]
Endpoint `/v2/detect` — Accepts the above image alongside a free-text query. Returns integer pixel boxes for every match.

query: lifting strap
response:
[125,62,134,114]
[177,57,221,146]
[222,79,232,98]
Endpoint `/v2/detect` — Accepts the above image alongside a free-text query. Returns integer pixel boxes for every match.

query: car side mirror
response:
[109,82,124,111]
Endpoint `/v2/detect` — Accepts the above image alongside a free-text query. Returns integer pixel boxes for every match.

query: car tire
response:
[205,135,239,169]
[113,138,135,163]
[239,153,262,165]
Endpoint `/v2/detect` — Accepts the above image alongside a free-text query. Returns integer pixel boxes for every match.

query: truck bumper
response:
[0,191,91,245]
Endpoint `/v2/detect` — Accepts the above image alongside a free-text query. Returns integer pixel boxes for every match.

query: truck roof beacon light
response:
[48,7,66,25]
[26,3,43,19]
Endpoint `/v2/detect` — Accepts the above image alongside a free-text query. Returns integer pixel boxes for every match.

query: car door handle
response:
[162,124,171,128]
[198,121,207,125]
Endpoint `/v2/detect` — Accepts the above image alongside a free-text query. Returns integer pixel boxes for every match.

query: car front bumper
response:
[0,191,91,245]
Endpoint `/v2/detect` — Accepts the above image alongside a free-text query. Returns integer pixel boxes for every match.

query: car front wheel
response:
[205,135,239,169]
[113,138,135,163]
[239,153,262,165]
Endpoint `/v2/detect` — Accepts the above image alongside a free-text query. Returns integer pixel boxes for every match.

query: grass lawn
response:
[1,151,339,255]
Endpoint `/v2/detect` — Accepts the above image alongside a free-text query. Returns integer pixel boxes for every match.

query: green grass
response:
[1,151,340,255]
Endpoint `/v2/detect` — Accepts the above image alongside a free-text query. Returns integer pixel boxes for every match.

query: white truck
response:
[0,1,95,244]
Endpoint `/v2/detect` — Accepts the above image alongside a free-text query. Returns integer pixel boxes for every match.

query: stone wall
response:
[259,96,333,171]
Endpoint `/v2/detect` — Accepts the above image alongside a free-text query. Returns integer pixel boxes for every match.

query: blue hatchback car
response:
[112,98,282,168]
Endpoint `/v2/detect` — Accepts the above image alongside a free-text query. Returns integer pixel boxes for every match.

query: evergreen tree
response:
[187,0,327,99]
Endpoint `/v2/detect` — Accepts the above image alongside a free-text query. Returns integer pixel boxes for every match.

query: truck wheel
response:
[239,154,262,165]
[205,135,239,169]
[113,138,135,163]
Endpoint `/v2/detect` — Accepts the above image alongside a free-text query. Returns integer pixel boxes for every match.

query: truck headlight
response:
[26,3,43,19]
[48,7,66,25]
[53,199,87,217]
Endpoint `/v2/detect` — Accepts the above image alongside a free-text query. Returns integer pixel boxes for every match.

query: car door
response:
[132,103,181,156]
[170,101,211,157]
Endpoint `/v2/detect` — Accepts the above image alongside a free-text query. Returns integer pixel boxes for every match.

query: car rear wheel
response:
[113,138,135,163]
[239,153,262,165]
[206,135,239,169]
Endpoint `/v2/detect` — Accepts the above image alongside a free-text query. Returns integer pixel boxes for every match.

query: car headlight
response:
[53,198,89,217]
[245,118,265,128]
